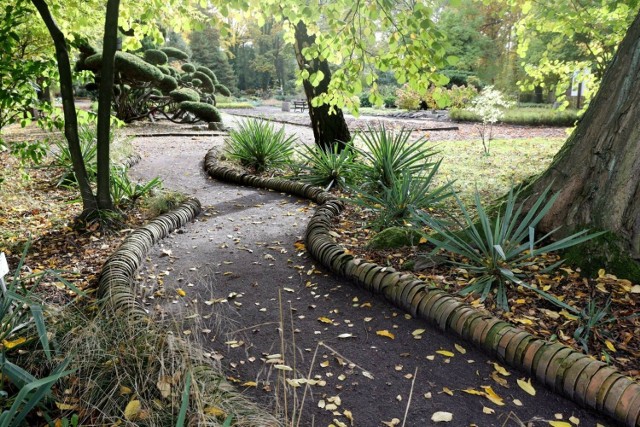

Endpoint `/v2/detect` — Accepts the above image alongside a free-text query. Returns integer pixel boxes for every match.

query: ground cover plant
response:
[450,106,580,127]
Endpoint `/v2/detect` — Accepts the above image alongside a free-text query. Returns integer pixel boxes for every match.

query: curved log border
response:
[204,147,640,427]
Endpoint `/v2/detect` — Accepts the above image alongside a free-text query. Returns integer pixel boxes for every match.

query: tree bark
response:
[96,0,120,211]
[31,0,97,214]
[526,10,640,259]
[294,21,351,150]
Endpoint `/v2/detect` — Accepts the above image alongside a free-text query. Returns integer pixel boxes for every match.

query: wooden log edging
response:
[203,147,640,427]
[98,198,202,320]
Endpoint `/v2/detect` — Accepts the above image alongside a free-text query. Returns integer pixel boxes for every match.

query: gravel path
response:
[128,113,611,426]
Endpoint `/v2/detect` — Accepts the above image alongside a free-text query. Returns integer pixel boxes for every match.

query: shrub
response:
[157,74,178,94]
[86,52,164,84]
[224,119,296,173]
[351,162,453,230]
[179,101,222,123]
[160,46,190,61]
[418,185,604,312]
[448,85,478,109]
[295,143,358,190]
[359,91,372,108]
[395,85,422,110]
[192,71,214,93]
[383,94,397,108]
[170,88,200,103]
[468,86,512,155]
[196,66,218,85]
[215,83,232,97]
[143,49,168,66]
[449,106,579,127]
[355,124,437,190]
[181,63,196,73]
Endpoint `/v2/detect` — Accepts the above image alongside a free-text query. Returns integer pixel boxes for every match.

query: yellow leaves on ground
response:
[435,350,455,357]
[318,316,333,324]
[517,377,537,396]
[431,411,453,422]
[376,330,395,339]
[124,400,142,420]
[548,422,572,427]
[605,340,617,352]
[454,343,466,354]
[462,386,505,406]
[204,406,226,417]
[2,337,26,349]
[175,288,186,297]
[493,363,510,376]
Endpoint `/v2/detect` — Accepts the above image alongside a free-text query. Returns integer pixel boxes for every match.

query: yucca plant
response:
[351,160,453,230]
[296,143,358,190]
[109,166,162,208]
[225,118,296,173]
[418,185,604,312]
[52,126,98,187]
[355,123,436,190]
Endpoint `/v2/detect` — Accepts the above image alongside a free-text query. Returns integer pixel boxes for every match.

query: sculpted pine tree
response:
[524,10,640,279]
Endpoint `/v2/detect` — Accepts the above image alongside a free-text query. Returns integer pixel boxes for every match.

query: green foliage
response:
[224,119,296,173]
[157,75,178,94]
[295,143,358,190]
[355,124,436,190]
[141,191,188,217]
[86,52,165,84]
[179,101,221,123]
[160,46,190,61]
[442,70,483,88]
[450,106,579,127]
[395,85,422,110]
[53,124,99,186]
[215,102,254,109]
[189,23,237,91]
[447,85,478,109]
[351,162,453,230]
[192,71,214,93]
[419,186,604,312]
[143,49,169,66]
[215,84,232,97]
[170,88,200,103]
[181,63,196,73]
[196,66,219,85]
[109,166,163,208]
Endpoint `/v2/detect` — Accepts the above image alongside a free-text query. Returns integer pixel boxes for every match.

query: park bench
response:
[293,100,307,112]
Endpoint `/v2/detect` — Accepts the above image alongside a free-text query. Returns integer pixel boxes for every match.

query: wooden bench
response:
[293,100,307,112]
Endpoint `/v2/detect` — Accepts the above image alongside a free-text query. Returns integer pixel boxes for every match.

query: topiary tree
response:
[215,83,231,97]
[160,46,190,61]
[179,101,221,123]
[170,88,200,103]
[181,63,196,73]
[144,49,169,65]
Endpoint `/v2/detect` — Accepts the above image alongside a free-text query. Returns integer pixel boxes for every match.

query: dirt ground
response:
[128,111,612,426]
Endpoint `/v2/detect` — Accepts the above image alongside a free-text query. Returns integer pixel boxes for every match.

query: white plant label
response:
[0,252,8,279]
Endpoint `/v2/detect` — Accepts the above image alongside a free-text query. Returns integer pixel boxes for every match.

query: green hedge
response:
[160,47,189,61]
[144,49,168,66]
[449,107,579,127]
[180,101,222,122]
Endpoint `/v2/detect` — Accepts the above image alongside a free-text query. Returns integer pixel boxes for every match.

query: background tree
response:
[189,22,237,92]
[523,9,640,279]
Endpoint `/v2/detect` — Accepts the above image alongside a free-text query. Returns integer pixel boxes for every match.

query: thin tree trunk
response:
[293,21,351,150]
[526,11,640,258]
[96,0,120,211]
[31,0,97,214]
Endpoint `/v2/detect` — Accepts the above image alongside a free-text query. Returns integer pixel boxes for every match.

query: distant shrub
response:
[448,84,478,109]
[383,94,397,108]
[449,107,579,127]
[395,85,422,110]
[180,101,222,122]
[359,91,372,108]
[160,47,189,61]
[215,84,232,97]
[181,63,196,73]
[144,49,169,66]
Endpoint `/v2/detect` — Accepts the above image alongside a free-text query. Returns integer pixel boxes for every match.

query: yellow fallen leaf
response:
[376,330,395,339]
[549,422,572,427]
[318,316,333,324]
[569,416,580,425]
[454,343,466,354]
[419,236,428,244]
[605,340,616,352]
[204,406,226,417]
[493,363,510,376]
[462,388,485,396]
[124,400,141,420]
[120,386,133,396]
[320,360,330,368]
[631,285,640,293]
[431,411,453,422]
[514,317,533,325]
[344,409,354,425]
[412,329,426,336]
[242,381,257,387]
[482,406,495,414]
[2,337,26,349]
[176,288,186,297]
[491,371,509,387]
[436,350,455,357]
[517,378,536,396]
[55,402,76,410]
[513,399,523,406]
[481,386,505,406]
[382,418,400,426]
[442,387,454,396]
[598,268,606,278]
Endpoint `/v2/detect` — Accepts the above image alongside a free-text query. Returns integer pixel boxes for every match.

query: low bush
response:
[450,107,579,127]
[295,143,358,190]
[215,102,254,109]
[224,118,296,173]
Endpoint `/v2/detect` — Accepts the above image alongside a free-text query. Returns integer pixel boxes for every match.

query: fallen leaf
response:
[569,416,580,425]
[412,329,426,336]
[482,406,495,414]
[517,378,536,396]
[436,350,455,357]
[242,381,258,387]
[376,330,395,339]
[462,388,485,396]
[318,316,333,324]
[513,399,523,406]
[454,343,466,354]
[204,406,226,417]
[481,386,505,406]
[431,411,453,422]
[493,363,510,376]
[605,340,616,352]
[549,422,572,427]
[2,337,26,349]
[441,387,454,396]
[337,333,354,339]
[344,409,354,425]
[124,400,141,420]
[382,418,400,426]
[176,288,186,297]
[631,285,640,293]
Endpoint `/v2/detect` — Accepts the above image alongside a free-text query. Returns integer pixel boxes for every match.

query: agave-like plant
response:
[295,143,358,190]
[419,185,604,311]
[224,118,296,173]
[355,123,436,190]
[351,160,453,230]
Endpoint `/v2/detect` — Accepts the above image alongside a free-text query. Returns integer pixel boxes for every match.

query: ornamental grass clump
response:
[295,143,358,190]
[419,185,604,312]
[225,118,296,173]
[355,124,437,191]
[351,161,453,230]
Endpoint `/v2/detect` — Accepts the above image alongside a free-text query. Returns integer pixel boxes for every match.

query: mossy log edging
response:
[98,198,202,321]
[203,147,640,427]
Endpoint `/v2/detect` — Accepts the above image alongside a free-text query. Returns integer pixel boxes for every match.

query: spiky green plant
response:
[355,124,436,190]
[296,143,358,190]
[225,119,296,173]
[419,185,605,311]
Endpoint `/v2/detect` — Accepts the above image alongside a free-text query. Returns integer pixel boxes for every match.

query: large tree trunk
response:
[294,21,351,150]
[96,0,120,211]
[527,11,640,259]
[31,0,98,215]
